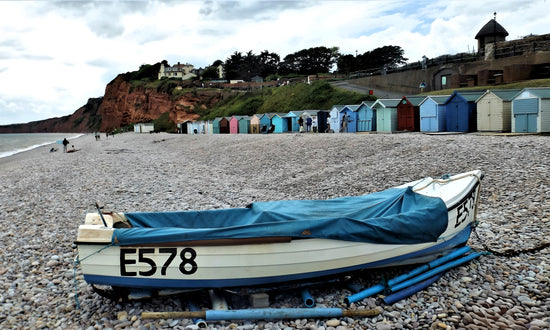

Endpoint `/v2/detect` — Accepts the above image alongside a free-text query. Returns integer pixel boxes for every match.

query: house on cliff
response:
[158,62,197,80]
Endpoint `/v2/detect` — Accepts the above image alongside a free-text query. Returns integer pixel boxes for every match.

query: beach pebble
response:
[1,132,548,329]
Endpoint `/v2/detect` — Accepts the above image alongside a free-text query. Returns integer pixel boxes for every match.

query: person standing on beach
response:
[298,116,304,133]
[341,113,348,133]
[62,138,69,153]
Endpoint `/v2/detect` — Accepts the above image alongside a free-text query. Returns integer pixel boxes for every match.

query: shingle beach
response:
[0,132,549,329]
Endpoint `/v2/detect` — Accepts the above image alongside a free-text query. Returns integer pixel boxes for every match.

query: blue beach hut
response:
[260,113,273,133]
[328,105,345,133]
[284,111,303,132]
[444,91,484,132]
[238,116,251,134]
[419,96,450,132]
[212,117,222,134]
[270,113,289,133]
[339,105,359,133]
[357,101,376,132]
[511,87,550,133]
[372,99,401,132]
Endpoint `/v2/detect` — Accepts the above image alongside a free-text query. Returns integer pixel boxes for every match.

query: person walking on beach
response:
[341,113,349,133]
[62,138,69,153]
[306,116,312,132]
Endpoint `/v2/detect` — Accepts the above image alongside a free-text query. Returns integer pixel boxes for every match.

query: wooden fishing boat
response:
[76,170,482,293]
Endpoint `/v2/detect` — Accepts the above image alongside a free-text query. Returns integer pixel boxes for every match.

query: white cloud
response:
[0,0,549,125]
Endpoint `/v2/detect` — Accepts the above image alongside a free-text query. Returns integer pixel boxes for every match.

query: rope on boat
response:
[73,243,115,309]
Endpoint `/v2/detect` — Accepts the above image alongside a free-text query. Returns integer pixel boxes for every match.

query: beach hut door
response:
[514,99,538,133]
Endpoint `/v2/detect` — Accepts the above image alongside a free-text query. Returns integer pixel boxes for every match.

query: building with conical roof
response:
[475,13,509,57]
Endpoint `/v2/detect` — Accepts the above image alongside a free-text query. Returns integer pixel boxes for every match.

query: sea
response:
[0,133,85,159]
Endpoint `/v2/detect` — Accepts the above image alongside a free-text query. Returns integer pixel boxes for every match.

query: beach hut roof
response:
[300,110,322,116]
[445,91,485,104]
[476,89,522,102]
[232,115,250,120]
[331,105,345,111]
[360,101,376,107]
[372,99,401,108]
[515,87,550,99]
[419,95,451,106]
[401,96,427,106]
[341,105,360,112]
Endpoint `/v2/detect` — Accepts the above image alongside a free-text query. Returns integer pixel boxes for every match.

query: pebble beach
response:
[0,132,549,330]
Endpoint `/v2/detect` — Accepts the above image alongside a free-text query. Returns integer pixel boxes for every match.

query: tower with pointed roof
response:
[475,12,509,57]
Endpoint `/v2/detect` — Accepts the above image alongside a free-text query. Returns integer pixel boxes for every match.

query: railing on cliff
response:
[348,34,550,79]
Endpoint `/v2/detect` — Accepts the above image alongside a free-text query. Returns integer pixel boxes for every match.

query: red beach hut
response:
[397,96,425,131]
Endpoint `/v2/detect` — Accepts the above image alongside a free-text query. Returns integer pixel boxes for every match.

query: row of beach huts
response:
[174,87,550,135]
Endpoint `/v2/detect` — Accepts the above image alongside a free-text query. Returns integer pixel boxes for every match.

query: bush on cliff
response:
[204,80,374,119]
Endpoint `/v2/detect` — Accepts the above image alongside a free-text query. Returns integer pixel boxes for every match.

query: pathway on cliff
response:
[330,80,404,99]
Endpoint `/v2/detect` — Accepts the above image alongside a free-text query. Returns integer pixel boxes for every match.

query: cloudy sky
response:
[0,0,548,125]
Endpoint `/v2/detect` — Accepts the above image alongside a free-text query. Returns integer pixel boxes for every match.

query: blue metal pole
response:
[141,308,379,320]
[188,300,207,328]
[389,252,484,293]
[301,289,315,308]
[345,246,471,304]
[204,308,379,320]
[388,246,471,287]
[382,273,443,305]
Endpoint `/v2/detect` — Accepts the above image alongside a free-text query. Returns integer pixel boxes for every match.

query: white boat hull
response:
[76,170,482,290]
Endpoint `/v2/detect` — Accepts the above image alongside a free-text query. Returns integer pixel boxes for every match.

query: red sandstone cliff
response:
[0,98,103,133]
[0,75,226,133]
[98,75,224,132]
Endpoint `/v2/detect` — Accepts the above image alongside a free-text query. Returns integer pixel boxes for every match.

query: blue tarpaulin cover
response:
[113,187,448,246]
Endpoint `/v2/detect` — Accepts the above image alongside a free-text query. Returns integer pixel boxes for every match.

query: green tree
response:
[356,45,408,71]
[202,66,220,80]
[280,46,339,75]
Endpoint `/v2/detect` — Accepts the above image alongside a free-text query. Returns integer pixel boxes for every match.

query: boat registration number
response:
[454,185,477,228]
[119,247,198,276]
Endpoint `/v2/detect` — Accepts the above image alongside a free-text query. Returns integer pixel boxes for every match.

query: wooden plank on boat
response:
[127,236,292,247]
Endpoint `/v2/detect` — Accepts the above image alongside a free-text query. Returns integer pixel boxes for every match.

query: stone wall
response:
[350,51,550,95]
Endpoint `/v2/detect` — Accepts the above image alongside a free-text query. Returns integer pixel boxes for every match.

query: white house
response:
[158,62,197,80]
